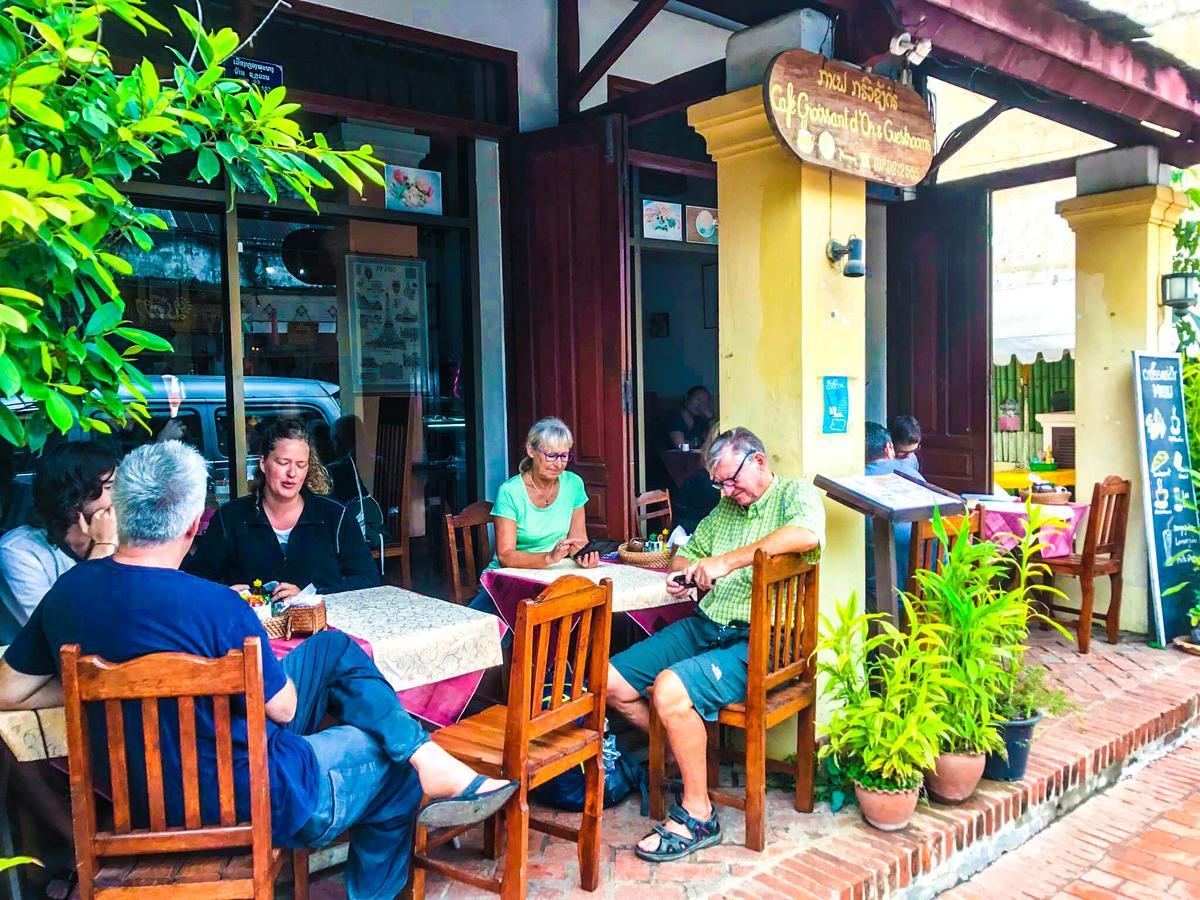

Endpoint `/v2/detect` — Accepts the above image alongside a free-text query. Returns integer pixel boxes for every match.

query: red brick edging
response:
[722,651,1200,899]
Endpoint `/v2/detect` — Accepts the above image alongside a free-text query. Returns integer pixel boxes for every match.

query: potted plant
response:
[908,505,1069,802]
[1188,602,1200,645]
[816,595,955,831]
[984,663,1075,781]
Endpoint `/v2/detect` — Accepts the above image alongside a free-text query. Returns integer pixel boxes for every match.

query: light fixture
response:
[827,236,865,278]
[889,32,933,67]
[1161,272,1200,312]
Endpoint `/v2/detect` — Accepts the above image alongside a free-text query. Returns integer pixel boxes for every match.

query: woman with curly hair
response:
[186,417,379,600]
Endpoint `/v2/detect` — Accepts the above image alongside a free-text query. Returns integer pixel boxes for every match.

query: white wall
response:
[309,0,730,131]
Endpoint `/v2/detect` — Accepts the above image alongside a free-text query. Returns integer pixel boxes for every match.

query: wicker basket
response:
[262,614,290,640]
[286,599,327,637]
[617,542,677,569]
[1018,487,1071,505]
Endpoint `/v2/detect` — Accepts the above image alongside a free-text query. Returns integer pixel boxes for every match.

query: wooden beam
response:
[923,101,1007,184]
[558,0,580,117]
[628,149,716,179]
[582,60,725,125]
[565,0,669,108]
[930,154,1082,193]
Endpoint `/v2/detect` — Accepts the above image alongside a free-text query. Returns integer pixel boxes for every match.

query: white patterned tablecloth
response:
[0,587,502,762]
[488,559,672,613]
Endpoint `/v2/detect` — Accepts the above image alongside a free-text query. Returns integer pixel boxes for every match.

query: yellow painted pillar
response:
[1058,185,1189,635]
[689,88,867,741]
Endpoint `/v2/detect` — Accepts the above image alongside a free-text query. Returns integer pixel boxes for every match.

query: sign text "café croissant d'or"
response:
[764,49,934,188]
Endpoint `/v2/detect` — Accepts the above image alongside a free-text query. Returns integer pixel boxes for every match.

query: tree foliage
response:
[0,0,383,449]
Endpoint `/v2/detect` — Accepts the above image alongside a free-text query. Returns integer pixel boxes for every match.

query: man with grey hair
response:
[0,441,515,899]
[608,427,825,863]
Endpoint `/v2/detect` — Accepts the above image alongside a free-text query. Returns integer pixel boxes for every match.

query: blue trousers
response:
[279,631,428,900]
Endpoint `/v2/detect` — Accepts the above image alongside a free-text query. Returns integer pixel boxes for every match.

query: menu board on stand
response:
[815,471,966,626]
[1132,351,1199,645]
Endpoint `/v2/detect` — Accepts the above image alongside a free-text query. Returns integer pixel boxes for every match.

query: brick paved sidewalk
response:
[945,735,1200,900]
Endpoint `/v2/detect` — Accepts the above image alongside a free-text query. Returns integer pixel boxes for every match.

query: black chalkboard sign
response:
[224,56,284,90]
[1133,351,1199,644]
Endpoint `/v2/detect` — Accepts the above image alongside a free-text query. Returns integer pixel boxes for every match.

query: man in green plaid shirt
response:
[608,427,824,863]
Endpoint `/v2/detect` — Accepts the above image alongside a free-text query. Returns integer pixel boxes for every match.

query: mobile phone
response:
[569,540,620,559]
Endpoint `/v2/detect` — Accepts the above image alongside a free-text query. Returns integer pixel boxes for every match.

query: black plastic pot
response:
[983,710,1044,781]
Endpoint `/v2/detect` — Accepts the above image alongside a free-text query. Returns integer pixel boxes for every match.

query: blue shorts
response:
[610,612,749,722]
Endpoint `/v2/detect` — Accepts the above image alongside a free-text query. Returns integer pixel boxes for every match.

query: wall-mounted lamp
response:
[1161,272,1200,313]
[827,236,865,278]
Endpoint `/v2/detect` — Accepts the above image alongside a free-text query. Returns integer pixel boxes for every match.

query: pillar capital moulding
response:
[688,86,783,163]
[1057,184,1190,232]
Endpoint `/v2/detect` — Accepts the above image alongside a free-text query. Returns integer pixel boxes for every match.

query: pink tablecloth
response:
[268,628,492,728]
[980,502,1089,559]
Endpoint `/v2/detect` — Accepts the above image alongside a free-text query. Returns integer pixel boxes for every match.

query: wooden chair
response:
[373,394,419,587]
[1041,475,1131,654]
[446,500,495,604]
[648,552,819,852]
[906,510,984,598]
[634,489,673,539]
[412,575,614,899]
[61,638,306,899]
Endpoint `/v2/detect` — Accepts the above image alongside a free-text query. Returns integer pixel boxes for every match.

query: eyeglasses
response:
[711,451,755,490]
[537,448,574,463]
[895,445,921,459]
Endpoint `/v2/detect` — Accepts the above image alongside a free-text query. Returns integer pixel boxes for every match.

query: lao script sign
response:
[764,48,934,188]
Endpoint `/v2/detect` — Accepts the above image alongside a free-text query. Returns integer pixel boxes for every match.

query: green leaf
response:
[0,407,25,445]
[15,64,63,87]
[114,327,171,352]
[85,302,122,337]
[0,307,29,332]
[44,391,75,432]
[0,287,43,305]
[197,146,220,182]
[0,355,21,395]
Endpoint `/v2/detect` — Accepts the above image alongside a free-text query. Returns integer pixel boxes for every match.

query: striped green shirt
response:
[680,476,825,625]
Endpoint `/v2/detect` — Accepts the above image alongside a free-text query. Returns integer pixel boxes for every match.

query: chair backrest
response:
[445,500,494,603]
[375,394,419,546]
[62,638,272,897]
[1081,475,1132,564]
[634,489,672,539]
[504,576,613,774]
[747,551,819,696]
[906,510,983,595]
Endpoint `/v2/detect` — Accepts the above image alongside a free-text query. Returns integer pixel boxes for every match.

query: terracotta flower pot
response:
[854,782,920,831]
[925,751,986,804]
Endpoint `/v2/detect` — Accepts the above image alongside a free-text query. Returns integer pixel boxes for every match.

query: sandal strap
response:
[649,824,690,854]
[668,803,718,839]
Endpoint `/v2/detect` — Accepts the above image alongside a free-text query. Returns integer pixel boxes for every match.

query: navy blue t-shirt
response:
[3,558,318,839]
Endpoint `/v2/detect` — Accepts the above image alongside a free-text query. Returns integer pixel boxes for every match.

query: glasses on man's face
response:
[895,445,921,460]
[538,449,574,463]
[710,451,755,490]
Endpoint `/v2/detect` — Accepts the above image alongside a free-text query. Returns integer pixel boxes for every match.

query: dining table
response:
[975,499,1090,559]
[480,558,696,635]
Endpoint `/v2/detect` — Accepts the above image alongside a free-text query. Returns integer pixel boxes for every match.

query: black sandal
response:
[417,775,518,828]
[634,803,721,862]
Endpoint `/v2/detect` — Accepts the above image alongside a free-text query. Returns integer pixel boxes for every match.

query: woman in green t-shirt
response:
[468,418,598,615]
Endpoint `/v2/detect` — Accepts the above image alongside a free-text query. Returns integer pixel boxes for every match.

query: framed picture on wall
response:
[642,199,683,241]
[686,206,719,244]
[346,254,430,393]
[702,262,718,330]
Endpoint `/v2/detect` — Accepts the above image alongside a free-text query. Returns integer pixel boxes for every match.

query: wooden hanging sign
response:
[764,48,934,188]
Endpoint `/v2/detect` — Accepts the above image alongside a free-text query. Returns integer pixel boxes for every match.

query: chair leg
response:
[500,783,529,900]
[1107,572,1124,644]
[483,810,503,860]
[649,704,667,821]
[578,755,603,891]
[795,705,816,814]
[1036,571,1053,630]
[744,724,766,853]
[409,820,428,900]
[1077,575,1095,655]
[292,849,309,900]
[705,722,720,791]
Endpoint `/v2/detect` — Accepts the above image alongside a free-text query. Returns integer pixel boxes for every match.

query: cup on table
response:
[679,443,690,452]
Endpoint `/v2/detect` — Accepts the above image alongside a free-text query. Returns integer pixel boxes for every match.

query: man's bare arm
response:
[0,661,60,710]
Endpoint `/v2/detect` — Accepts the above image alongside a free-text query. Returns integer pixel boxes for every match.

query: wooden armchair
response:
[445,500,495,604]
[906,510,983,598]
[634,489,673,539]
[412,575,614,899]
[1042,475,1131,654]
[649,552,819,852]
[61,638,305,899]
[373,395,419,587]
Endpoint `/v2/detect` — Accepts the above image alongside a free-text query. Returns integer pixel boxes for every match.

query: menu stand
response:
[815,471,966,626]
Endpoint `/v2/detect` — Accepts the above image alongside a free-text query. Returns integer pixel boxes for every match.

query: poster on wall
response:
[347,255,429,393]
[686,206,719,244]
[385,165,443,215]
[822,376,849,434]
[642,200,683,241]
[1132,351,1199,646]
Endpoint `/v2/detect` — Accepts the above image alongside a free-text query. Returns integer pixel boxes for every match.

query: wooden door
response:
[886,185,992,495]
[508,115,633,538]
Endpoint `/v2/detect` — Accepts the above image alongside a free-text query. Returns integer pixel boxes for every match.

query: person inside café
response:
[864,421,925,611]
[0,441,121,643]
[0,441,517,900]
[606,427,825,862]
[668,385,713,450]
[186,416,379,602]
[468,417,599,615]
[888,414,923,476]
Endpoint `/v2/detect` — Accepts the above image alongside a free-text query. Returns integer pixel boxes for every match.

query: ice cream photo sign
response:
[764,48,934,188]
